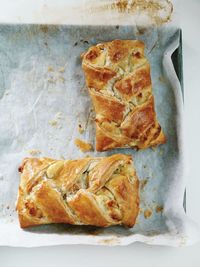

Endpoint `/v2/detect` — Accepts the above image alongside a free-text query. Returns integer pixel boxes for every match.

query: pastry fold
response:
[16,154,139,228]
[82,40,166,151]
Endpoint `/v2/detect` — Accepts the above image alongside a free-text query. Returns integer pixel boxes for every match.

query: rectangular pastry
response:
[16,154,139,228]
[82,40,166,151]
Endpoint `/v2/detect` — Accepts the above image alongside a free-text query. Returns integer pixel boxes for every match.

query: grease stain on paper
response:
[86,0,173,26]
[98,237,121,245]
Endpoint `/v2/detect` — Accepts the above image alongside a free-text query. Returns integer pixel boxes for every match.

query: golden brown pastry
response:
[16,154,139,228]
[82,40,166,151]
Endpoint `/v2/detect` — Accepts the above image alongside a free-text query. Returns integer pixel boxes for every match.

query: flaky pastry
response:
[16,154,139,228]
[82,40,166,151]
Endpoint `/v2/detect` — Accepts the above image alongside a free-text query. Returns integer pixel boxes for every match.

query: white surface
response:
[0,0,200,266]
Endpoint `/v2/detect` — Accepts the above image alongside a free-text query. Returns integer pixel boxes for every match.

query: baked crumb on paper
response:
[28,149,41,156]
[49,112,64,128]
[155,205,163,213]
[74,138,93,152]
[144,209,152,219]
[78,124,84,134]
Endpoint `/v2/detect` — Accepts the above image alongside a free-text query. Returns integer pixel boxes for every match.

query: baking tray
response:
[0,24,187,246]
[171,30,186,211]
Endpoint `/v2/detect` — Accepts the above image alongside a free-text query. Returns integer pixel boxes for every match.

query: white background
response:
[0,0,200,266]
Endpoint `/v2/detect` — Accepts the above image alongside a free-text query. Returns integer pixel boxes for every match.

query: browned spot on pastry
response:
[86,48,99,61]
[18,165,23,173]
[107,200,116,207]
[117,182,127,200]
[83,65,116,90]
[75,138,93,152]
[108,40,129,63]
[122,99,154,139]
[115,65,151,98]
[115,77,132,95]
[25,201,43,218]
[133,51,142,58]
[91,93,125,123]
[111,213,121,220]
[18,158,30,173]
[144,209,152,219]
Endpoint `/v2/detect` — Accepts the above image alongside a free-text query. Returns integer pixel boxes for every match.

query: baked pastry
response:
[82,40,166,151]
[16,154,139,228]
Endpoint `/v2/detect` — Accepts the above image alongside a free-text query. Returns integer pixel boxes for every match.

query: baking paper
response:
[0,23,199,247]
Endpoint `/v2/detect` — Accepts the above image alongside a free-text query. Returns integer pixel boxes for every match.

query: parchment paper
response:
[0,24,199,247]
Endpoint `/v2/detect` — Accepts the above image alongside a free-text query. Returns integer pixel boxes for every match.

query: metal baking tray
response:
[0,25,185,246]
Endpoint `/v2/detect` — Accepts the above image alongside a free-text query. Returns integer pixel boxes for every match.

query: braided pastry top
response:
[16,154,139,228]
[82,40,166,151]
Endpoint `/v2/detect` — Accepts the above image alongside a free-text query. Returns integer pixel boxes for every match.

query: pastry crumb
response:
[155,205,163,213]
[159,148,164,156]
[59,76,65,83]
[48,66,54,72]
[159,75,166,83]
[144,209,152,219]
[49,112,63,128]
[98,237,120,245]
[75,139,93,152]
[78,124,84,134]
[47,77,56,83]
[49,120,58,127]
[55,112,63,120]
[139,208,143,214]
[28,149,41,156]
[58,67,65,73]
[140,178,148,190]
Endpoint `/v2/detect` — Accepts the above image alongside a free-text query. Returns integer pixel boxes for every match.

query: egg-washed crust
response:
[82,40,166,151]
[16,154,139,228]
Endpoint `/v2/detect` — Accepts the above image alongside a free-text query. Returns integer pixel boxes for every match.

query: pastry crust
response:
[16,154,139,228]
[82,40,166,151]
